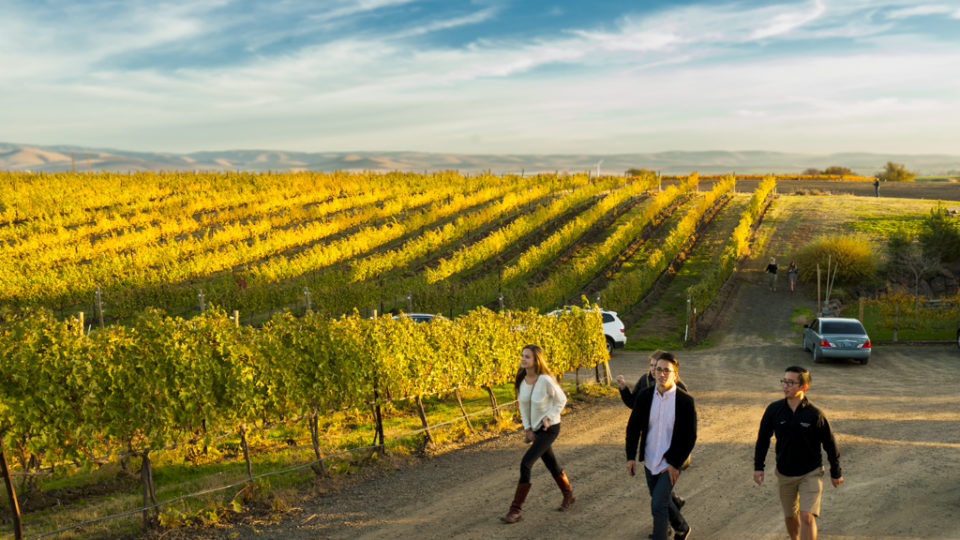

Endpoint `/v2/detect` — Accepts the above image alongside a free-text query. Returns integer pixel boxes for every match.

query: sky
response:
[2,0,959,155]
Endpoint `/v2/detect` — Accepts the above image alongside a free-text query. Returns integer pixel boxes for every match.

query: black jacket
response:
[619,374,687,409]
[754,397,841,478]
[625,385,697,470]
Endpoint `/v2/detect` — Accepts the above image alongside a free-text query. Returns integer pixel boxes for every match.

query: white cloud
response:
[1,0,958,155]
[886,5,957,19]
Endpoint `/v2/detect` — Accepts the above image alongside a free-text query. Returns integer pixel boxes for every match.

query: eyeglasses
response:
[779,378,801,387]
[655,367,675,374]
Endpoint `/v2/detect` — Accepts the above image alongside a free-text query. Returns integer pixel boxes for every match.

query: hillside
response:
[2,142,960,176]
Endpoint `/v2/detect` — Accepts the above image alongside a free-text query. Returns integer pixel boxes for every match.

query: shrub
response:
[875,161,916,182]
[797,233,878,285]
[918,205,960,262]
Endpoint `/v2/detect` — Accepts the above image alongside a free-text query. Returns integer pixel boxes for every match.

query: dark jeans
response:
[644,467,688,540]
[519,423,561,483]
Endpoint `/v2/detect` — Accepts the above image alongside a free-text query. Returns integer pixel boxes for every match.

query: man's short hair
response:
[785,365,811,387]
[649,349,669,361]
[657,351,678,368]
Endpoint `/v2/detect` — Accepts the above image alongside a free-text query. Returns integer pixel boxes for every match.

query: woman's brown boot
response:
[500,482,532,523]
[554,470,575,511]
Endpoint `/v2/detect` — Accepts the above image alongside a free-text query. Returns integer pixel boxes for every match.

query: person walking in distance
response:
[787,260,799,293]
[501,344,575,523]
[626,352,696,540]
[754,366,843,540]
[616,349,689,513]
[765,257,779,292]
[874,178,880,197]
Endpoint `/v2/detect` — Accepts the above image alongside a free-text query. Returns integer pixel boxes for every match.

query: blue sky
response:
[2,0,959,155]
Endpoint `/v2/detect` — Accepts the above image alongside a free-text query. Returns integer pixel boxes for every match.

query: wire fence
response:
[23,397,520,540]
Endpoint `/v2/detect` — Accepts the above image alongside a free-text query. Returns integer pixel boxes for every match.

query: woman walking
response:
[787,260,799,293]
[501,344,575,523]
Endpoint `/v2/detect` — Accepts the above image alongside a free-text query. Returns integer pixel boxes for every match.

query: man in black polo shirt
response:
[753,366,843,540]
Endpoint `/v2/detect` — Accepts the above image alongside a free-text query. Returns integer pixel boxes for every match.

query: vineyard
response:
[0,170,779,538]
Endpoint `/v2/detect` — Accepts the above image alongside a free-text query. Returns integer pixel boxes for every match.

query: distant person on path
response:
[787,260,799,293]
[616,350,689,513]
[766,257,779,292]
[874,178,880,197]
[626,352,696,540]
[501,344,575,523]
[753,366,843,540]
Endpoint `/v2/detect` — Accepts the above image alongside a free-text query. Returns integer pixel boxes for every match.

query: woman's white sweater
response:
[518,374,567,431]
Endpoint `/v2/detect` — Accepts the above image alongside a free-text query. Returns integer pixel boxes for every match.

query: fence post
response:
[77,311,85,335]
[233,310,240,328]
[858,297,865,322]
[95,287,104,328]
[303,287,311,314]
[198,290,205,313]
[893,304,899,343]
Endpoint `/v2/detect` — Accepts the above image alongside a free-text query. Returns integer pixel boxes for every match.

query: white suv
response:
[548,308,627,353]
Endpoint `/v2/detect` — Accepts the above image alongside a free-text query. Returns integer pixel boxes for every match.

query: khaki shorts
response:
[776,467,823,517]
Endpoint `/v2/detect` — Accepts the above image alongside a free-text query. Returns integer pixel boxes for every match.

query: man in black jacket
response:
[754,366,843,540]
[617,349,689,512]
[626,352,696,540]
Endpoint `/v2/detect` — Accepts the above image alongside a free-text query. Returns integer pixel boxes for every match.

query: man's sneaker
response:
[674,526,691,540]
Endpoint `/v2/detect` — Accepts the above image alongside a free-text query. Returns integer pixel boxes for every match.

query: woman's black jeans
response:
[519,423,561,483]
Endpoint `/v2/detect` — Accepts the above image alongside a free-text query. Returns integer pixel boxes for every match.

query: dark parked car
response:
[802,317,871,365]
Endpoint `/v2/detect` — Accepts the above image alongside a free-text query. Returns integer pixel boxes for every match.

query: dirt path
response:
[194,267,960,540]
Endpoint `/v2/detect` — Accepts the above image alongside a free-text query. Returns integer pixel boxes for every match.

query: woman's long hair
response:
[514,344,554,395]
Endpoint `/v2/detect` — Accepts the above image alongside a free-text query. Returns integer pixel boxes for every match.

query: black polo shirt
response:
[754,397,841,478]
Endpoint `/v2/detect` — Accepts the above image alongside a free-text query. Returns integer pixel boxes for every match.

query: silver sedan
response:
[802,317,872,365]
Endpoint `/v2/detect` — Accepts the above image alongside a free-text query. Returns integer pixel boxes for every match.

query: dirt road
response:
[201,271,960,540]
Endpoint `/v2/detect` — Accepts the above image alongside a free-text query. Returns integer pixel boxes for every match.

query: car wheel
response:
[606,337,614,354]
[813,347,823,364]
[801,336,808,352]
[860,357,869,365]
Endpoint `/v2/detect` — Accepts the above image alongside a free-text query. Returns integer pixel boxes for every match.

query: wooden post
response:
[816,264,822,316]
[95,287,104,328]
[0,437,23,540]
[858,297,865,322]
[77,311,84,335]
[691,308,697,342]
[603,361,613,386]
[198,290,205,313]
[233,310,240,327]
[303,287,311,314]
[893,304,899,343]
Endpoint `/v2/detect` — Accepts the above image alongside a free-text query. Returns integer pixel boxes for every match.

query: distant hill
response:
[2,142,959,176]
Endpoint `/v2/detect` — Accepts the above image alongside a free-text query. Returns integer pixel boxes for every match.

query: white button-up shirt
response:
[644,384,677,474]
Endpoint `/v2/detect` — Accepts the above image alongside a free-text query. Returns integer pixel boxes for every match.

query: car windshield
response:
[821,321,866,334]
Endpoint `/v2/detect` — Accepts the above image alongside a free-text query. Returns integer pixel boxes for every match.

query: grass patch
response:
[845,214,927,237]
[845,303,958,342]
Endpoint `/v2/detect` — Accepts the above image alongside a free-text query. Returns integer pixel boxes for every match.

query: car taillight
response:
[860,340,871,349]
[620,329,625,333]
[819,338,832,348]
